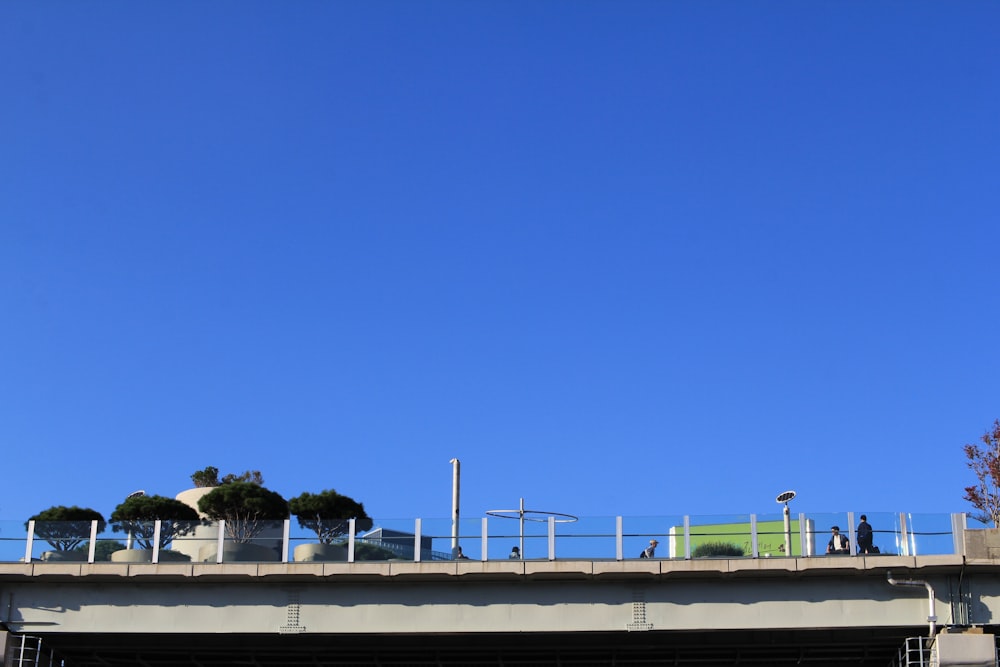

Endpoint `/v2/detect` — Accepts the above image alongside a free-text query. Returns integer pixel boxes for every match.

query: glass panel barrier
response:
[358,518,422,561]
[686,514,754,558]
[906,513,960,557]
[804,513,852,557]
[0,520,29,562]
[553,516,618,560]
[623,515,685,559]
[217,519,284,562]
[0,513,969,563]
[416,517,460,561]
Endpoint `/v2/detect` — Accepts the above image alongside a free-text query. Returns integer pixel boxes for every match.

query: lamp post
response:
[776,490,796,557]
[449,459,460,558]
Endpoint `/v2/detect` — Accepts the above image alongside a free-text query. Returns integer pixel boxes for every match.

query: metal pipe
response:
[887,571,937,636]
[450,458,460,556]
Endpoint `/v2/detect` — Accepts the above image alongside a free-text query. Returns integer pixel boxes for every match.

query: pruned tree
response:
[197,482,287,543]
[964,419,1000,526]
[190,466,220,488]
[110,494,201,551]
[190,466,263,488]
[221,470,263,486]
[289,489,373,545]
[26,506,106,551]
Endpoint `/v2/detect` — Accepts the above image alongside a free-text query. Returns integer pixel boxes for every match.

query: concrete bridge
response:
[3,551,1000,666]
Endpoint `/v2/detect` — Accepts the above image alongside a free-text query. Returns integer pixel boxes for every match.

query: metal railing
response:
[0,511,971,564]
[890,636,1000,667]
[6,634,62,667]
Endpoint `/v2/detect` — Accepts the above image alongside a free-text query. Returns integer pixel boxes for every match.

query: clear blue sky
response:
[1,2,998,527]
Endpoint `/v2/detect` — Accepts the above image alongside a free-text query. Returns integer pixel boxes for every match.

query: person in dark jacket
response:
[827,526,850,555]
[857,515,874,554]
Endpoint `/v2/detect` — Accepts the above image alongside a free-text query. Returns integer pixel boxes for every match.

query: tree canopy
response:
[26,505,106,551]
[964,419,1000,526]
[190,466,264,488]
[190,466,220,488]
[197,482,287,543]
[110,494,201,551]
[288,489,373,544]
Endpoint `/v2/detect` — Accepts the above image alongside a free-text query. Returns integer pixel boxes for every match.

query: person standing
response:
[509,546,521,559]
[857,515,874,554]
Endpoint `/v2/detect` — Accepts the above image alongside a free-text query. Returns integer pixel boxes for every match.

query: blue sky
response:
[1,2,998,528]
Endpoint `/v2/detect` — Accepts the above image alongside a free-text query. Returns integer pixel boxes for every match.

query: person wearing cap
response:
[826,526,850,555]
[641,539,659,558]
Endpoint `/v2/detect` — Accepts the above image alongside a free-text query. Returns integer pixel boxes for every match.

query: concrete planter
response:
[198,542,280,563]
[110,549,191,563]
[293,543,348,562]
[40,550,88,562]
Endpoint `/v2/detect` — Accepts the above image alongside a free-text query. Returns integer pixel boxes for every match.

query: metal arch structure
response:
[486,497,578,559]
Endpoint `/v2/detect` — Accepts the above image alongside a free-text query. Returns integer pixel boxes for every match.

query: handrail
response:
[0,512,969,565]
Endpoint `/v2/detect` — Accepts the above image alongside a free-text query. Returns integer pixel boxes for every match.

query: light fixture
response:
[776,490,796,556]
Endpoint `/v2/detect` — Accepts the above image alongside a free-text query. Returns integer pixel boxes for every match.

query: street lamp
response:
[776,490,796,557]
[449,459,460,557]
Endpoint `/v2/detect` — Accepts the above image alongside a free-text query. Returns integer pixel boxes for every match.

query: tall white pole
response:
[783,503,791,556]
[519,497,525,558]
[450,458,461,556]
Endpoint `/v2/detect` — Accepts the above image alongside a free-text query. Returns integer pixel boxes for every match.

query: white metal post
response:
[281,519,290,563]
[88,520,98,563]
[616,516,623,561]
[548,516,555,561]
[481,517,488,561]
[216,520,226,563]
[348,518,356,563]
[847,511,856,557]
[152,520,162,563]
[25,520,35,563]
[414,518,422,563]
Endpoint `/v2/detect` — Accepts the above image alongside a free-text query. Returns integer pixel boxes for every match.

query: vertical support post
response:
[683,515,691,560]
[88,519,99,563]
[281,519,290,563]
[347,518,356,563]
[450,458,460,558]
[798,513,808,557]
[548,515,555,561]
[216,520,226,563]
[152,520,162,563]
[847,511,856,557]
[783,504,792,557]
[25,520,35,563]
[519,497,526,559]
[899,513,910,556]
[481,517,488,562]
[750,514,759,558]
[952,513,967,556]
[616,516,623,561]
[414,518,422,563]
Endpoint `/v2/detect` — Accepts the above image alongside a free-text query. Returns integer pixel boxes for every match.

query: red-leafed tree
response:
[964,419,1000,526]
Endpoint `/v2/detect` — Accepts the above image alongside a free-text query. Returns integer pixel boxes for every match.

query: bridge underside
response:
[33,626,940,667]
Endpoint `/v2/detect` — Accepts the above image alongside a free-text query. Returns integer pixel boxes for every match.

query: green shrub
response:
[692,541,746,558]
